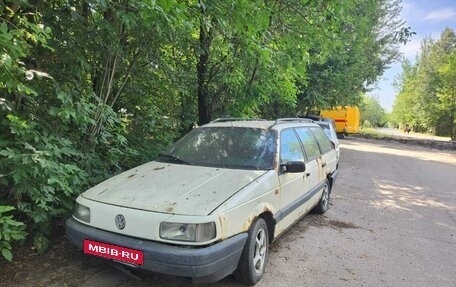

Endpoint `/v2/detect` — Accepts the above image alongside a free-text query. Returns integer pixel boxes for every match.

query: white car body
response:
[66,118,338,284]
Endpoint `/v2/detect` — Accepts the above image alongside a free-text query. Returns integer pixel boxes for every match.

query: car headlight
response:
[74,202,90,223]
[160,222,216,242]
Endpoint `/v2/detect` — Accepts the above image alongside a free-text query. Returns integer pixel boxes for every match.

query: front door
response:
[276,129,312,233]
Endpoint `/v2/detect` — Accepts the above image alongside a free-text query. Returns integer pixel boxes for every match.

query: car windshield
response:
[158,127,276,170]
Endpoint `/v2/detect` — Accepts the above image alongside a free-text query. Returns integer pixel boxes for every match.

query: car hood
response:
[82,161,267,216]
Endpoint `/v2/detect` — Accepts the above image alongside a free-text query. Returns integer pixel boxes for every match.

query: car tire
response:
[234,218,269,285]
[313,180,330,214]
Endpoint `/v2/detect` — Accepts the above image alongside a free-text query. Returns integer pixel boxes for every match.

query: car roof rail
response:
[210,117,267,123]
[300,115,324,121]
[273,118,314,125]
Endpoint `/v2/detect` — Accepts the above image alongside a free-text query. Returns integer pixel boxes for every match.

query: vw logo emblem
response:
[115,214,126,230]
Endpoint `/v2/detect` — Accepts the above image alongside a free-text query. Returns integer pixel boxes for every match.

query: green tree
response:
[391,60,420,128]
[437,52,456,140]
[193,0,354,122]
[392,28,456,136]
[296,0,413,114]
[360,95,387,127]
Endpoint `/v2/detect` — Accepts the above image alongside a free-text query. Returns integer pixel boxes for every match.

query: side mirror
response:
[283,161,306,173]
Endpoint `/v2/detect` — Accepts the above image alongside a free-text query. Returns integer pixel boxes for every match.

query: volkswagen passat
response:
[66,118,338,285]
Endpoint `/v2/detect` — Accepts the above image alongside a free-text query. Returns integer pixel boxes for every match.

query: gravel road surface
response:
[2,137,455,287]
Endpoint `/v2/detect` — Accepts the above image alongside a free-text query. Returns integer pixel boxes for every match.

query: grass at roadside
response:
[357,127,388,139]
[349,127,455,151]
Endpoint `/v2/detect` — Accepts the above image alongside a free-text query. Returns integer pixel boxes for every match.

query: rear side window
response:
[330,127,338,142]
[319,124,332,139]
[309,127,333,153]
[280,129,304,164]
[295,128,321,161]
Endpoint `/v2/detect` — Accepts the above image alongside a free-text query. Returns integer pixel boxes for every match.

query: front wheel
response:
[313,180,330,214]
[234,218,269,285]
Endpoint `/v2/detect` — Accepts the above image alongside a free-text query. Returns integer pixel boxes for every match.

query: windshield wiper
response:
[157,153,192,165]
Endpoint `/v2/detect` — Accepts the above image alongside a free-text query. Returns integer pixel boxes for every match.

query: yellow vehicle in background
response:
[320,106,360,137]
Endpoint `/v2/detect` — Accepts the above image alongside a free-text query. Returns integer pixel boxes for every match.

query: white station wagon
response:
[66,118,338,285]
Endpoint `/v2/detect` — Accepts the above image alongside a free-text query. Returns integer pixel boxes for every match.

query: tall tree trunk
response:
[197,9,212,125]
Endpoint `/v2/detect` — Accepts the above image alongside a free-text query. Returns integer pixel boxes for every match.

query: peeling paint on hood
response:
[82,161,267,215]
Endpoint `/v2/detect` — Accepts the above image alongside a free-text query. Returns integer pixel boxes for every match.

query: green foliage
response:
[392,28,456,139]
[437,51,456,140]
[0,1,136,254]
[0,206,27,261]
[294,0,410,114]
[0,112,88,253]
[0,4,52,98]
[360,95,387,127]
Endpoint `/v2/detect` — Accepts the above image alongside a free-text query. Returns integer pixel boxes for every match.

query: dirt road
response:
[2,138,456,286]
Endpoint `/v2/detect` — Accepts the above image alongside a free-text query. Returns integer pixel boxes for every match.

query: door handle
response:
[321,163,327,167]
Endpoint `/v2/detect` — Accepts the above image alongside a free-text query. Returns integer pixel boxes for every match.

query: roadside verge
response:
[350,133,456,151]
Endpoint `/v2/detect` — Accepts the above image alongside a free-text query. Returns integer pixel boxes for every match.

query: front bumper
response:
[65,217,247,283]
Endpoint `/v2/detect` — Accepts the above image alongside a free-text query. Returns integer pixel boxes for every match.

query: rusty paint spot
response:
[274,189,279,195]
[154,166,165,170]
[242,217,253,231]
[165,202,177,213]
[127,173,136,178]
[219,215,228,239]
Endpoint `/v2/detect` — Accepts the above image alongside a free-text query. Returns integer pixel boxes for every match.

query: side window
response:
[330,127,338,141]
[280,129,304,164]
[320,125,331,139]
[309,126,333,153]
[295,127,321,160]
